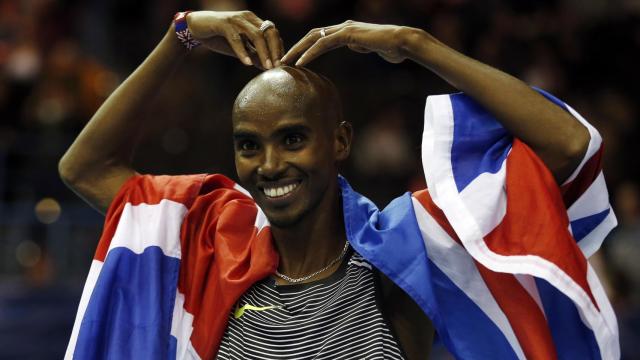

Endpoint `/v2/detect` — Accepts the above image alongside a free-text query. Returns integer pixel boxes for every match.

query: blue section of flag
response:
[340,177,436,316]
[535,88,570,112]
[428,262,519,360]
[74,246,180,360]
[570,208,610,241]
[449,93,512,192]
[168,335,177,360]
[535,278,601,360]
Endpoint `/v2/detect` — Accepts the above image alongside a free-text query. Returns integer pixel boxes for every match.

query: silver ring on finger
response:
[260,20,275,32]
[319,28,327,38]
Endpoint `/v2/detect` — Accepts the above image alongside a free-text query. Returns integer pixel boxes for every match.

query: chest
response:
[216,255,407,359]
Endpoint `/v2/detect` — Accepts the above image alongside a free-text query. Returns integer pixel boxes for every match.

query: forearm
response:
[59,26,186,212]
[60,11,285,213]
[402,28,590,182]
[61,27,185,176]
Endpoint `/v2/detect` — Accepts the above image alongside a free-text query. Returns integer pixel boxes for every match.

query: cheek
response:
[234,156,253,183]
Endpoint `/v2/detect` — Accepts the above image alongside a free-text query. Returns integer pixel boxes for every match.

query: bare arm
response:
[59,11,284,214]
[282,22,590,183]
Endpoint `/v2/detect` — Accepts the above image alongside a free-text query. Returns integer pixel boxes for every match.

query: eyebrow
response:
[232,123,312,140]
[232,131,257,140]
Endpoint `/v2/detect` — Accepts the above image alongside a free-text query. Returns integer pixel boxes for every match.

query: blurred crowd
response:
[0,0,639,358]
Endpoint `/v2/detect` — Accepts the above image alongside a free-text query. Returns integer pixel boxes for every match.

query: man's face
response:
[233,104,338,227]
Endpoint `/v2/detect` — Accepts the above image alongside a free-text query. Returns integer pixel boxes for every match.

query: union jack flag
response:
[65,90,618,359]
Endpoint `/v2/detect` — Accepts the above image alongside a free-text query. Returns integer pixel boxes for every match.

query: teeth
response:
[263,182,298,198]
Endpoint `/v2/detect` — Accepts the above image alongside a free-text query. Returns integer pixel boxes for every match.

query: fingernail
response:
[274,59,281,66]
[266,59,273,69]
[243,57,252,65]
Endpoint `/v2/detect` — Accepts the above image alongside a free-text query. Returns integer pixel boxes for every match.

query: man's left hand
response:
[281,21,413,66]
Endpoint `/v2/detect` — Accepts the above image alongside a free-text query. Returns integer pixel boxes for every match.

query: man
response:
[60,10,618,359]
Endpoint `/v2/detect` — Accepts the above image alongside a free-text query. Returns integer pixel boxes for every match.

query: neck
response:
[270,181,347,284]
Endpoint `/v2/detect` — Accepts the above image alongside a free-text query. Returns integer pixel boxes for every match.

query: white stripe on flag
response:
[170,291,199,360]
[566,172,617,258]
[578,210,617,258]
[109,200,187,259]
[587,264,620,359]
[233,183,251,197]
[567,172,610,221]
[254,207,269,232]
[459,159,508,236]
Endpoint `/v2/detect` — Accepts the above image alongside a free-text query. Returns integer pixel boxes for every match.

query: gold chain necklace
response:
[274,241,350,284]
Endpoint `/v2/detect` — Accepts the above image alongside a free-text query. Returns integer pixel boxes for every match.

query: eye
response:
[284,133,305,147]
[237,140,259,152]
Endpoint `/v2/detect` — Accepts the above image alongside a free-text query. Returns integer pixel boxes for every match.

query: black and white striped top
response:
[216,250,405,359]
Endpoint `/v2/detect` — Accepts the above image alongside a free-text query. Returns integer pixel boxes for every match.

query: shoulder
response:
[113,173,251,209]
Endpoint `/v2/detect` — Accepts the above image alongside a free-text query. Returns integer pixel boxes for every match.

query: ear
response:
[334,121,353,161]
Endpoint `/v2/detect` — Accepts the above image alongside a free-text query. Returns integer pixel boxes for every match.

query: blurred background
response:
[1,0,639,358]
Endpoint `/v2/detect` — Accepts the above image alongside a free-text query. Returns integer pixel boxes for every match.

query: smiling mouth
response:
[261,181,301,198]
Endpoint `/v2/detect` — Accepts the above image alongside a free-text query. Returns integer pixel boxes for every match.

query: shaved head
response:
[231,66,352,228]
[232,66,343,128]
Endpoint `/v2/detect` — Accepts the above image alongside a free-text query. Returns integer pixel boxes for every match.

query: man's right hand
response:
[186,11,284,69]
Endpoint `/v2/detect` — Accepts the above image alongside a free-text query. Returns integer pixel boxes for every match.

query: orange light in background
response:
[16,240,42,268]
[34,197,61,224]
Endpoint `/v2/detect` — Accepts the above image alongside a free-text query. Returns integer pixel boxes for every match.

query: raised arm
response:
[282,22,590,183]
[59,11,284,214]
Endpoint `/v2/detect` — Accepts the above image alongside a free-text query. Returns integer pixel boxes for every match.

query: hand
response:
[186,11,284,69]
[281,21,413,66]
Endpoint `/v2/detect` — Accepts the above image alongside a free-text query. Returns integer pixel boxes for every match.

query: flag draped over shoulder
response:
[411,90,618,359]
[66,91,618,360]
[65,175,278,360]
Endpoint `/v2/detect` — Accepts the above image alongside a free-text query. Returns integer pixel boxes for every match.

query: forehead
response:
[233,93,326,135]
[232,106,326,138]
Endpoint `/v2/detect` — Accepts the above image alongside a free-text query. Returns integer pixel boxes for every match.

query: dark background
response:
[1,0,639,358]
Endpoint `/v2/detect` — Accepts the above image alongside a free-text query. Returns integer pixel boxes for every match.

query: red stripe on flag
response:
[476,264,558,359]
[178,182,278,359]
[561,143,604,208]
[95,201,123,262]
[485,140,598,309]
[414,190,559,359]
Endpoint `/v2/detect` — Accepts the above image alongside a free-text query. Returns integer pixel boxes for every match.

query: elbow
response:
[547,122,591,181]
[563,123,591,163]
[58,153,83,188]
[58,154,74,186]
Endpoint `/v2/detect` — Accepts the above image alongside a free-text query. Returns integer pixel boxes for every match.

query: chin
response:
[262,208,305,228]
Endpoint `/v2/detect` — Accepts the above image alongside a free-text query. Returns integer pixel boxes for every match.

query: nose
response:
[257,146,285,179]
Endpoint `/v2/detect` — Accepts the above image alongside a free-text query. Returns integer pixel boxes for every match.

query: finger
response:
[241,22,272,69]
[247,47,265,70]
[282,25,343,64]
[281,28,323,65]
[244,15,284,67]
[295,29,348,67]
[223,29,253,66]
[264,27,285,66]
